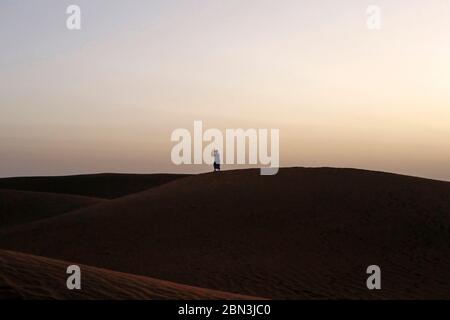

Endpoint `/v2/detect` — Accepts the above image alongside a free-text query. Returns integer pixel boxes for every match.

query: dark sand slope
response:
[0,189,103,229]
[0,173,188,199]
[0,168,449,299]
[0,250,258,300]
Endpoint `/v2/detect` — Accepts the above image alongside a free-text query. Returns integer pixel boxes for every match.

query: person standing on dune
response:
[213,150,221,172]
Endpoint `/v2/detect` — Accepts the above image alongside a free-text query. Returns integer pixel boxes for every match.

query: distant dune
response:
[0,168,449,299]
[0,250,258,300]
[0,173,188,199]
[0,189,102,230]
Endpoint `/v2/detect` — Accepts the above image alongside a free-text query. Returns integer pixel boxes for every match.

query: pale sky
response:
[1,0,449,180]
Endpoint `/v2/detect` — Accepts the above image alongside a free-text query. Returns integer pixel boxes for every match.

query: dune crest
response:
[0,168,449,299]
[0,250,259,300]
[0,173,188,199]
[0,189,103,230]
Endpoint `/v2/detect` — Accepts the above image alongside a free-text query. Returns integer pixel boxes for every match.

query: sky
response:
[1,0,449,180]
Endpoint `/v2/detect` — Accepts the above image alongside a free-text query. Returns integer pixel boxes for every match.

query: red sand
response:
[0,168,449,299]
[0,250,259,300]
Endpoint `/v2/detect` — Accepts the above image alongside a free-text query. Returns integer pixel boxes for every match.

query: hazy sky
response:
[1,0,449,180]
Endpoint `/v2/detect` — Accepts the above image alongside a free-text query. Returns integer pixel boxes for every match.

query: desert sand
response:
[0,168,449,299]
[0,249,258,300]
[0,173,188,199]
[0,189,102,229]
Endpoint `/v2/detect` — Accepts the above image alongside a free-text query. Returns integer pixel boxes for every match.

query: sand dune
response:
[0,173,188,199]
[0,249,258,300]
[0,189,102,230]
[0,168,449,299]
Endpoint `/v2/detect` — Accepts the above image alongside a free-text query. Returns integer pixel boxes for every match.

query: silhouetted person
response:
[213,150,221,172]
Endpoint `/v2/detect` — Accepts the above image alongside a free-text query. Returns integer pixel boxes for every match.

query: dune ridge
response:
[0,173,188,199]
[0,168,449,299]
[0,189,103,230]
[0,249,259,300]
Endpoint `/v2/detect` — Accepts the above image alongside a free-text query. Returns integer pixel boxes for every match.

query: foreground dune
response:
[0,168,449,299]
[0,189,103,229]
[0,250,258,300]
[0,173,188,199]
